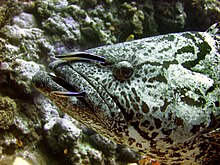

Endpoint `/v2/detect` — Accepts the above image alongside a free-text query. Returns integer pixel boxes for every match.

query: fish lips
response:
[33,59,126,134]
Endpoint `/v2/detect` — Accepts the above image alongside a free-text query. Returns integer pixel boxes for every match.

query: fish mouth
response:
[34,59,127,135]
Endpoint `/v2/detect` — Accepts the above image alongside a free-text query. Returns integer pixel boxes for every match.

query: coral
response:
[0,38,6,63]
[0,24,47,61]
[0,3,7,28]
[185,0,220,30]
[43,116,82,152]
[42,13,81,47]
[0,96,17,129]
[13,12,38,29]
[0,59,43,96]
[154,1,186,33]
[132,10,145,35]
[89,133,117,157]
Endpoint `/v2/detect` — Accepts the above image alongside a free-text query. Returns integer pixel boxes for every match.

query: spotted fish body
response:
[33,24,220,164]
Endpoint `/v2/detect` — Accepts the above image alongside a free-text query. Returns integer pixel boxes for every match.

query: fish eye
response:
[113,61,134,81]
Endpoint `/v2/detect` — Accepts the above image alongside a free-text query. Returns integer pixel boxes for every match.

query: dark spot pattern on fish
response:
[32,23,220,164]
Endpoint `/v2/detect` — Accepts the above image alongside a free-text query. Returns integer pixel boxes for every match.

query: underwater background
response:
[0,0,220,164]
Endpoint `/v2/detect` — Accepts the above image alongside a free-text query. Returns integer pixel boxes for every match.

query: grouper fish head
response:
[32,24,220,163]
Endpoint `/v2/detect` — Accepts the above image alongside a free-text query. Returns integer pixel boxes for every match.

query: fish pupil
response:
[121,66,133,78]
